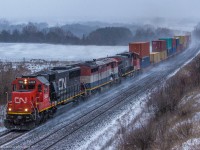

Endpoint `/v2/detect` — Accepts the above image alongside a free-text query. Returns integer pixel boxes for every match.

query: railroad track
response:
[0,131,26,148]
[0,129,11,137]
[23,70,167,150]
[33,47,200,150]
[0,46,199,149]
[0,70,160,149]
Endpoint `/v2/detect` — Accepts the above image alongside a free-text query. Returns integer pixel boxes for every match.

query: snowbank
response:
[0,105,6,132]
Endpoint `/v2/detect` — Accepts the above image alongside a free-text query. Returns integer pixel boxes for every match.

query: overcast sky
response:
[0,0,199,24]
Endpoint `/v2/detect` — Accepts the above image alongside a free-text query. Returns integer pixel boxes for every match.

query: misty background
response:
[0,0,199,26]
[0,0,200,46]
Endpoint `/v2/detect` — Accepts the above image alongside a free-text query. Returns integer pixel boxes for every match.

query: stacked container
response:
[159,38,173,56]
[152,40,166,52]
[175,37,180,52]
[159,51,167,60]
[150,52,160,63]
[152,40,167,60]
[172,38,177,53]
[129,42,150,58]
[129,42,150,68]
[174,36,185,50]
[140,56,150,68]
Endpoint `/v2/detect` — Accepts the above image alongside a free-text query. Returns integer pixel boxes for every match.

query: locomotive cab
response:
[4,76,54,130]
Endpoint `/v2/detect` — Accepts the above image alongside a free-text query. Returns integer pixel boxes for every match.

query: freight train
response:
[4,35,191,130]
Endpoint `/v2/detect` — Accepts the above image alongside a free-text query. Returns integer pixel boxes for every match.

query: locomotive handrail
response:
[31,99,37,120]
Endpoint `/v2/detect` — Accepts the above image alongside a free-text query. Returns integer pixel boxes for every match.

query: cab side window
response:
[13,84,16,91]
[38,84,42,92]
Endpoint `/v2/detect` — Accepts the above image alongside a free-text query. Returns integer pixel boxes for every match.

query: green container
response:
[159,38,172,50]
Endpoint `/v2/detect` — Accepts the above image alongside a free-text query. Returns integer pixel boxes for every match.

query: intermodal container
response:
[172,38,176,48]
[172,38,177,53]
[175,38,180,51]
[129,42,150,58]
[167,48,173,56]
[172,47,176,54]
[152,40,167,52]
[174,36,185,45]
[150,52,160,63]
[140,56,150,68]
[159,38,173,50]
[159,50,167,60]
[179,44,184,51]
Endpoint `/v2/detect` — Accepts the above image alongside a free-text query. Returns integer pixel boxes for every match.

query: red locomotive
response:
[5,76,57,130]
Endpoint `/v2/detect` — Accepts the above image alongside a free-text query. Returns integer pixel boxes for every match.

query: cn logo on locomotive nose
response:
[58,77,67,90]
[14,97,28,103]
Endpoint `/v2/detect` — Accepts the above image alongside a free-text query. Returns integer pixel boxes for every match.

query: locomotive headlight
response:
[8,108,12,111]
[25,108,28,112]
[24,79,28,84]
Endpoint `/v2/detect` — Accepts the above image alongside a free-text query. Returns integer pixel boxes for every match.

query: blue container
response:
[167,48,174,56]
[172,47,176,53]
[140,56,150,68]
[175,38,180,48]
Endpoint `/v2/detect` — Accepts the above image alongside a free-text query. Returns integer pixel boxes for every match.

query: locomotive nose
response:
[10,91,35,114]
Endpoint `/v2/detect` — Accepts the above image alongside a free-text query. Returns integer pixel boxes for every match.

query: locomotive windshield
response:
[13,79,36,91]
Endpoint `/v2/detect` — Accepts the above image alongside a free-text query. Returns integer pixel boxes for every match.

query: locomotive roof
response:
[118,51,139,56]
[79,57,116,68]
[51,65,80,71]
[51,66,80,73]
[109,55,127,60]
[20,76,50,85]
[31,65,80,76]
[37,76,50,85]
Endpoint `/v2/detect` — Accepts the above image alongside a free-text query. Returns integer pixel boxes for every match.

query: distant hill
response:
[85,27,133,45]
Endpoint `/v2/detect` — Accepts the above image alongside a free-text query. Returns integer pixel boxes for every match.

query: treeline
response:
[0,23,80,44]
[0,23,133,45]
[0,22,175,45]
[133,24,174,41]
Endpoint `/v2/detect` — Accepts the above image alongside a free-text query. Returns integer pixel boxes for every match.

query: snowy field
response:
[0,43,127,62]
[0,105,6,132]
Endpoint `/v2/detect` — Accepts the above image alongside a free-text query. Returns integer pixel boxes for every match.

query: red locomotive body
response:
[5,76,56,130]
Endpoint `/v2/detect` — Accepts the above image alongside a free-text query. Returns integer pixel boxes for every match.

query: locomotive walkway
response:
[0,44,200,149]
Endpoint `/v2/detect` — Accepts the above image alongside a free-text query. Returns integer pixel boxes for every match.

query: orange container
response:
[129,42,150,58]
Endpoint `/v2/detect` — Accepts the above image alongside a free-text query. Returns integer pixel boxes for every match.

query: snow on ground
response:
[0,43,127,62]
[79,95,148,150]
[74,51,200,150]
[167,48,200,79]
[180,138,200,150]
[0,105,6,132]
[86,78,200,150]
